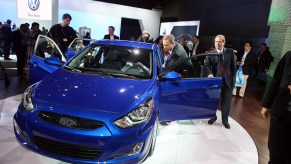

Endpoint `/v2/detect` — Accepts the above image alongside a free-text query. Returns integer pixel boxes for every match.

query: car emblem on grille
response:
[28,0,40,11]
[59,117,76,127]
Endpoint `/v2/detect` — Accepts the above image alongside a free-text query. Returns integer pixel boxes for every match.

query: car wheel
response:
[147,117,158,157]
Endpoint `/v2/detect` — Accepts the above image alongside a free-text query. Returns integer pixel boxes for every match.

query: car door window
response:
[68,38,96,53]
[161,53,222,79]
[34,35,65,63]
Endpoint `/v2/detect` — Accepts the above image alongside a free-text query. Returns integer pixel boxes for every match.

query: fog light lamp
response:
[128,142,144,156]
[14,119,22,135]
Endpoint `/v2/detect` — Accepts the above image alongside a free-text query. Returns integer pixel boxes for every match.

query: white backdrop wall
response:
[0,0,57,30]
[0,0,18,25]
[1,0,162,40]
[58,0,162,40]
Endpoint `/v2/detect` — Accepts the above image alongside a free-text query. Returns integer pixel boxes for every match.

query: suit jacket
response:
[190,41,206,55]
[262,51,291,119]
[241,50,256,75]
[203,48,236,88]
[103,34,119,40]
[257,50,273,72]
[190,41,207,65]
[165,42,194,77]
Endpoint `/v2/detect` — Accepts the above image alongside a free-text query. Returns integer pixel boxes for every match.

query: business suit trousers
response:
[268,110,291,164]
[214,80,233,122]
[3,41,11,59]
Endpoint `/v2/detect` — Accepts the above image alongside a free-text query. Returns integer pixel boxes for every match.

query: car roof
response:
[93,39,155,50]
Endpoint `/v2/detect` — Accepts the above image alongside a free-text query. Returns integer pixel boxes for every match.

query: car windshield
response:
[66,44,153,79]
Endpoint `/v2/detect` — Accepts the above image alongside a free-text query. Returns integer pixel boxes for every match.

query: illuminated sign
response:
[28,0,40,11]
[17,0,52,20]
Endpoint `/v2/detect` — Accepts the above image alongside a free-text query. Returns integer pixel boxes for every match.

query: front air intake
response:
[33,136,102,160]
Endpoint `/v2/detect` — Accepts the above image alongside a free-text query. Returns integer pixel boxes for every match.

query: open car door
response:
[159,53,223,121]
[29,35,65,84]
[66,38,96,59]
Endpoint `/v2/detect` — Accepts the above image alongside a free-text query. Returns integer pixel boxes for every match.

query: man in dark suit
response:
[255,43,274,87]
[190,35,206,77]
[261,51,291,164]
[103,26,119,40]
[1,19,12,60]
[163,34,194,78]
[232,41,256,97]
[204,34,236,129]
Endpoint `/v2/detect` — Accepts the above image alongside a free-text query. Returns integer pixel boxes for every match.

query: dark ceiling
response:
[94,0,165,10]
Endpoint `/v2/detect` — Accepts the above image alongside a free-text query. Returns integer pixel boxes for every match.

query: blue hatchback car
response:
[14,38,222,163]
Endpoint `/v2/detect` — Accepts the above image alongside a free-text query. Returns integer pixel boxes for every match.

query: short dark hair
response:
[32,22,39,27]
[20,24,26,29]
[260,43,267,47]
[179,36,186,41]
[62,13,72,20]
[154,35,164,44]
[193,35,199,40]
[109,26,115,30]
[245,41,253,47]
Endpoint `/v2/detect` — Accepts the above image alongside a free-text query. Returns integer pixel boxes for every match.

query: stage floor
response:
[0,94,258,164]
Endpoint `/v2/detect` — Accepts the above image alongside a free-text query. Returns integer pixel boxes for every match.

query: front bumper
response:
[13,104,156,164]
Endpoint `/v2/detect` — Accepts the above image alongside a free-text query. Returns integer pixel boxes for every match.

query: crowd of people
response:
[0,19,45,76]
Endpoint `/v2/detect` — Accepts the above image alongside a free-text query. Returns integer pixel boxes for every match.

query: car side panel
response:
[159,77,222,121]
[29,55,60,84]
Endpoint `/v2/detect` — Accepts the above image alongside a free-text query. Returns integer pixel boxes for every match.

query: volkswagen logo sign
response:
[28,0,40,11]
[59,117,76,127]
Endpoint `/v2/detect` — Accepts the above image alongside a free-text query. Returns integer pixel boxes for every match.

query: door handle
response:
[31,62,38,67]
[207,84,219,89]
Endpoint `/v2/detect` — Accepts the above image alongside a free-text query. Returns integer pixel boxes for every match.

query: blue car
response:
[14,39,222,163]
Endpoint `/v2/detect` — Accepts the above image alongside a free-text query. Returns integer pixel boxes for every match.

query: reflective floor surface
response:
[0,94,258,164]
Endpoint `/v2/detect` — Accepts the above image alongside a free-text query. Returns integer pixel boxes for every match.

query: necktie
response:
[217,50,224,77]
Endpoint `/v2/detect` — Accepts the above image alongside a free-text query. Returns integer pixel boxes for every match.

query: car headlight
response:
[22,84,36,111]
[114,98,154,128]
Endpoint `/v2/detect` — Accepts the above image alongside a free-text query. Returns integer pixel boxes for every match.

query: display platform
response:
[0,95,258,164]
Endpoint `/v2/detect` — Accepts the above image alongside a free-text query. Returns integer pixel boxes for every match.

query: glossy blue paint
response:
[15,40,222,163]
[34,68,156,114]
[159,77,222,121]
[29,55,61,84]
[65,48,77,59]
[163,71,182,81]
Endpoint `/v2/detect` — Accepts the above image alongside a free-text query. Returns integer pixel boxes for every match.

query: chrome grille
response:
[33,136,102,160]
[38,111,104,130]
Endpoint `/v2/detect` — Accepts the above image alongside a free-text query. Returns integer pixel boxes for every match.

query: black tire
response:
[147,117,158,157]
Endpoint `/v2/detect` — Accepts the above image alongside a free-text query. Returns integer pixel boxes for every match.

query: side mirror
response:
[44,57,63,66]
[65,48,76,59]
[162,71,182,82]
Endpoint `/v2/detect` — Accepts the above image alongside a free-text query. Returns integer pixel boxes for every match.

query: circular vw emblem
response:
[59,117,76,127]
[28,0,40,11]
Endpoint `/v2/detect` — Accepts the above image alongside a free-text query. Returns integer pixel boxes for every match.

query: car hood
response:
[34,68,155,114]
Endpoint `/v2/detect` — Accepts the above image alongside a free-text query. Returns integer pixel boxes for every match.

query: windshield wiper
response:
[65,67,140,79]
[64,66,82,73]
[108,73,140,79]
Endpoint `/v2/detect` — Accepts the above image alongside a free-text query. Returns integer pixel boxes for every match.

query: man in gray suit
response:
[204,34,236,129]
[162,34,194,78]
